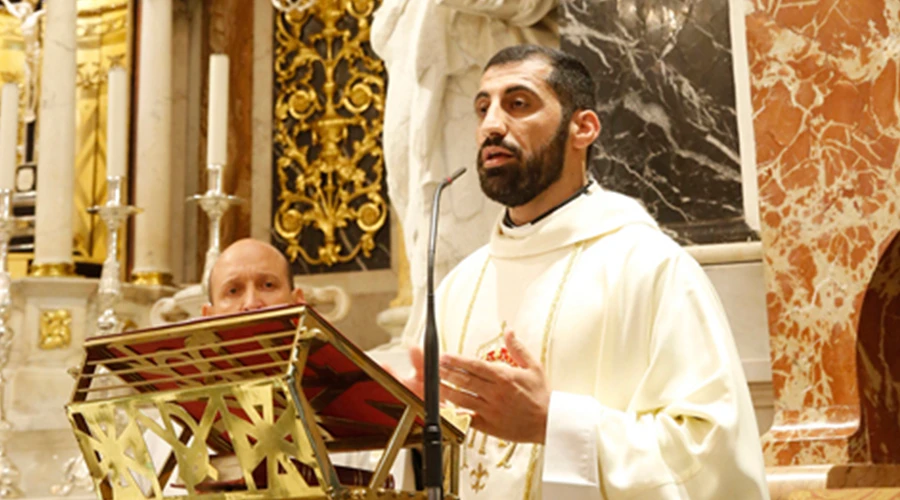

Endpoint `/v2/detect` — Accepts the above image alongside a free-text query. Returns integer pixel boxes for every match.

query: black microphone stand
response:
[423,167,466,500]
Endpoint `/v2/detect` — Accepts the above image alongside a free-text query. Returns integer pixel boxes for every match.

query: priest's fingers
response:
[440,353,499,382]
[409,346,424,377]
[440,380,487,414]
[439,365,495,394]
[503,330,539,370]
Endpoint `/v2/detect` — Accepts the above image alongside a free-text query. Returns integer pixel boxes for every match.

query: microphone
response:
[424,167,466,499]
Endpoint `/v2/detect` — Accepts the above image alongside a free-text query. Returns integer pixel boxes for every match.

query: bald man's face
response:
[202,241,303,316]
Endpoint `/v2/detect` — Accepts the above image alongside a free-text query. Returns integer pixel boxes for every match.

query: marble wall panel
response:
[746,0,900,465]
[560,0,756,244]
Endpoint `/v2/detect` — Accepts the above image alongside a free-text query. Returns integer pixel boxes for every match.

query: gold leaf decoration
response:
[273,0,388,270]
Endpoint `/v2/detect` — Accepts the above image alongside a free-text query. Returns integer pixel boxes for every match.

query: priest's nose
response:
[479,104,508,142]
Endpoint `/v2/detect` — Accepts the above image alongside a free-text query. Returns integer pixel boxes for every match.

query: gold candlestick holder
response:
[189,164,242,295]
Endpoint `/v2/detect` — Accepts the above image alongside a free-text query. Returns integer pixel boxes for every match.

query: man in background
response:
[201,238,304,316]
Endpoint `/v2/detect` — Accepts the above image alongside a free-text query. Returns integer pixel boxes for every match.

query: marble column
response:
[31,0,77,276]
[746,0,900,466]
[132,0,174,285]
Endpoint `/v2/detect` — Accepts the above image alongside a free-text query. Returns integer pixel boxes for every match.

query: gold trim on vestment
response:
[456,242,585,499]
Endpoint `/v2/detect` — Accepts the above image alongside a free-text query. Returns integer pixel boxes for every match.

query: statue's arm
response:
[436,0,557,27]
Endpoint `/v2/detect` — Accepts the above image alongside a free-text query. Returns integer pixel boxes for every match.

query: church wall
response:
[560,0,759,245]
[745,0,900,465]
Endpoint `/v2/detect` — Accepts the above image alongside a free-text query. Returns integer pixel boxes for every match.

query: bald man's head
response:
[202,239,304,317]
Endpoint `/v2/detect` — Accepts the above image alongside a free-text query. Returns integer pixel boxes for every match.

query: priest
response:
[404,45,770,499]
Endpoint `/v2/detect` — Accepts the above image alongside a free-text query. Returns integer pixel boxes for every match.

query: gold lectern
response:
[66,304,466,499]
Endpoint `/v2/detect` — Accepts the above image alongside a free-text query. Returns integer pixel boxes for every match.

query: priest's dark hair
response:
[484,44,598,162]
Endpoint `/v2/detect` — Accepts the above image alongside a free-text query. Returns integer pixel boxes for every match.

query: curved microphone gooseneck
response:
[424,167,466,500]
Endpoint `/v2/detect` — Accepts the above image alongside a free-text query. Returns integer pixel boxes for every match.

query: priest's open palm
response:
[439,331,550,444]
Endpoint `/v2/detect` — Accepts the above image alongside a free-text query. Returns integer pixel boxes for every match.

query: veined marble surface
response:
[560,0,757,245]
[746,0,900,466]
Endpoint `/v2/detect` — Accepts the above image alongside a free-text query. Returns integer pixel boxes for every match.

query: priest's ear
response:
[568,109,601,152]
[291,287,305,304]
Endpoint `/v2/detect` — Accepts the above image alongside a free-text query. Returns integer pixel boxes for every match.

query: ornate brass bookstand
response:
[66,304,465,499]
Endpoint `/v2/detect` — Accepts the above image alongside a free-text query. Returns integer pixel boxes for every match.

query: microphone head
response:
[445,167,466,185]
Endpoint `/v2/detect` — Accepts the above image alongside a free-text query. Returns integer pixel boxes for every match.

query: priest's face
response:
[202,239,304,317]
[474,57,569,207]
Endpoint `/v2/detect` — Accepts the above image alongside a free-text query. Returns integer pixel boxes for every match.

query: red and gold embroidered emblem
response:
[483,346,518,367]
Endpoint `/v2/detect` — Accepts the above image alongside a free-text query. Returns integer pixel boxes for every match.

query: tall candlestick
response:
[106,68,127,179]
[0,84,17,191]
[207,54,229,166]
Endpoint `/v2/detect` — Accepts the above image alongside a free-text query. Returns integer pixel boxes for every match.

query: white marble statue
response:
[1,0,44,123]
[371,0,558,342]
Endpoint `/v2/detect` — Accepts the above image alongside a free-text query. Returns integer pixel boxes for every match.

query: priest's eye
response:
[227,287,238,295]
[264,281,275,289]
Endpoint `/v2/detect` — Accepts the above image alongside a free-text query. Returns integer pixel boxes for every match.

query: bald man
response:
[201,239,305,317]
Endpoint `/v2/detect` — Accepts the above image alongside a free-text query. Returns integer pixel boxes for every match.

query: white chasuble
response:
[424,184,770,499]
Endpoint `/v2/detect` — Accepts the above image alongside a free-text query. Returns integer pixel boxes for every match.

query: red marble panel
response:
[747,0,900,465]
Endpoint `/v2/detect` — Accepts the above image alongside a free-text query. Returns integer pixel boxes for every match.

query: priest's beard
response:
[476,119,569,208]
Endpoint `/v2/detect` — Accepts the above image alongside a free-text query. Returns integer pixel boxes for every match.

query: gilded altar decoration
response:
[273,0,390,273]
[40,308,72,350]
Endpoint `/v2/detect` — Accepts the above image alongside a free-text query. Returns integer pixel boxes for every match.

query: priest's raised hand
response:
[438,330,550,444]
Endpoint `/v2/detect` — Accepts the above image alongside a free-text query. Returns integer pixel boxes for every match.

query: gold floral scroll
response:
[273,0,389,273]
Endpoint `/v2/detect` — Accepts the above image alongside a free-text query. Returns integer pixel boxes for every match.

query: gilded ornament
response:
[40,309,72,350]
[130,271,174,286]
[273,0,388,268]
[29,262,76,277]
[346,83,372,112]
[278,208,304,236]
[288,89,315,119]
[350,0,374,16]
[357,201,383,232]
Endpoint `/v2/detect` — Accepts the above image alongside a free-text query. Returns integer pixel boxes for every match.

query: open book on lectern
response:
[66,303,467,500]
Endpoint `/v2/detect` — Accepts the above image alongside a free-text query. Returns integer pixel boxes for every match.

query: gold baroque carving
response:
[273,0,387,267]
[40,309,72,350]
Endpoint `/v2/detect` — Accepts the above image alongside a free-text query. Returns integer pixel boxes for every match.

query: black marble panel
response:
[561,0,757,245]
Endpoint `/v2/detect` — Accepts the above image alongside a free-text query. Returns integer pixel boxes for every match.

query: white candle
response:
[0,83,18,191]
[207,54,229,166]
[106,67,128,179]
